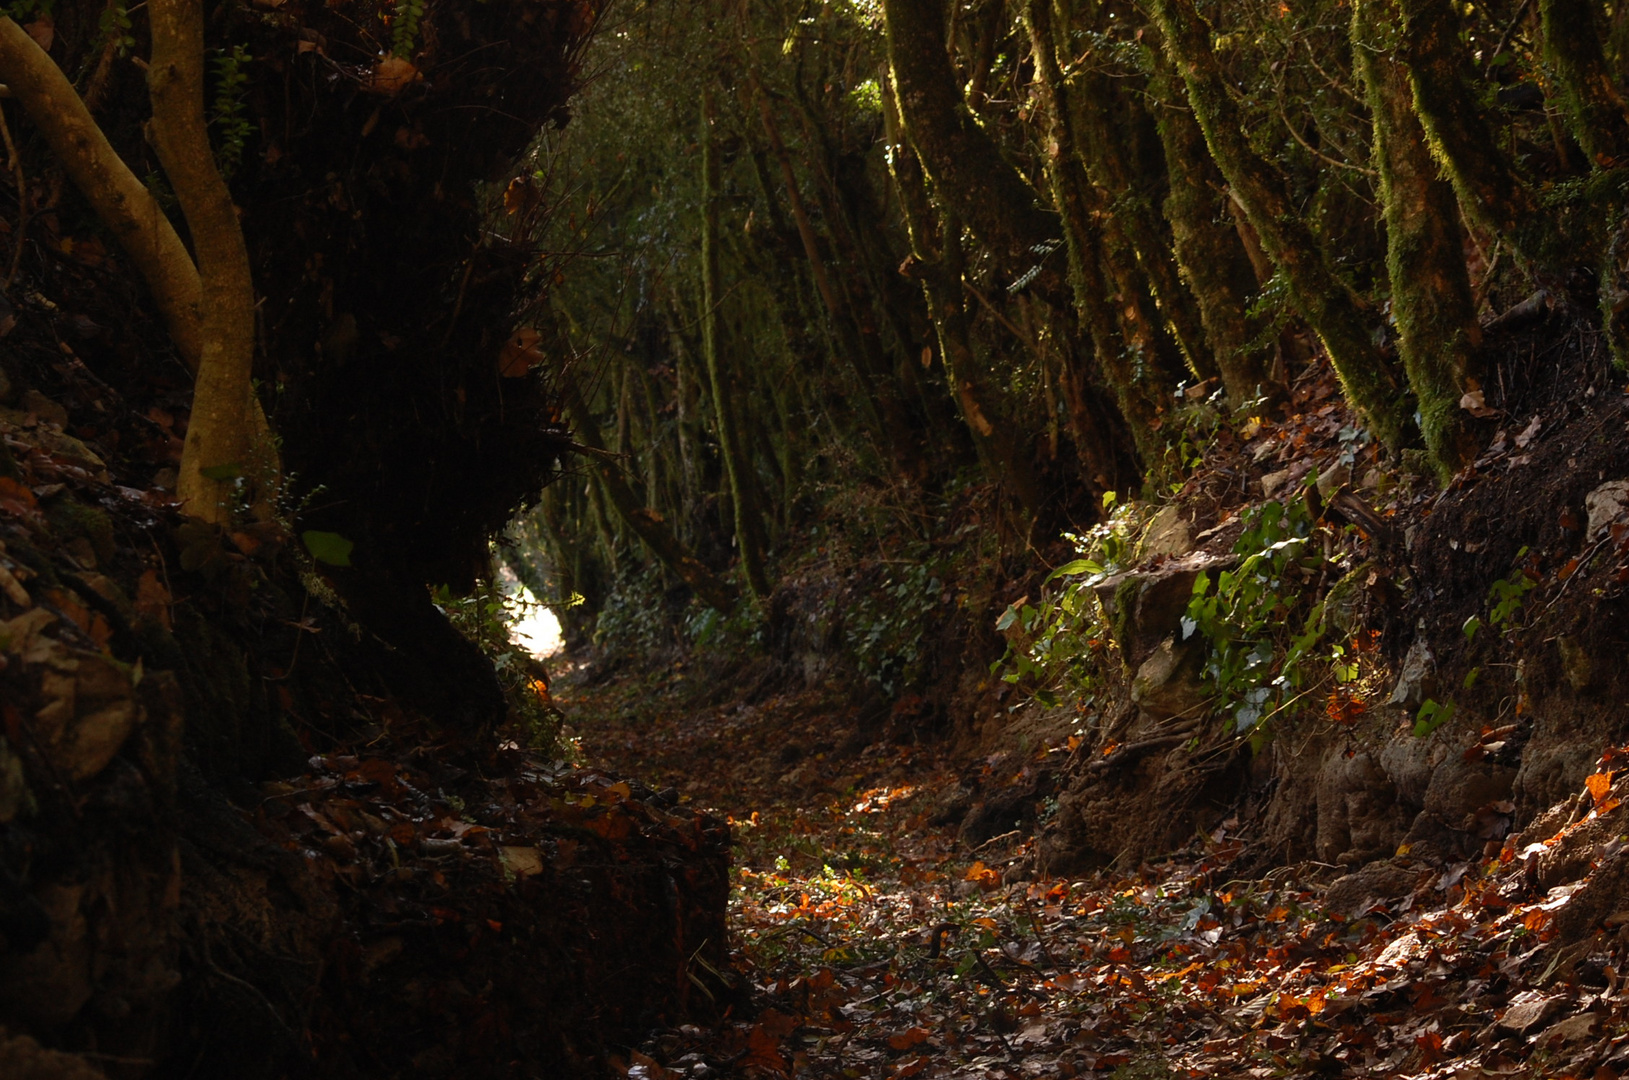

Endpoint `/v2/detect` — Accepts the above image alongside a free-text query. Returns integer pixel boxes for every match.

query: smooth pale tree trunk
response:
[0,11,276,522]
[1149,0,1411,452]
[1353,0,1482,479]
[147,0,261,523]
[700,85,771,599]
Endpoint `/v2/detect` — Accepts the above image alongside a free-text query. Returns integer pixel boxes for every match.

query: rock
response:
[1556,635,1592,691]
[1130,637,1207,724]
[1422,753,1516,826]
[1316,750,1411,864]
[1261,468,1295,497]
[1,610,142,783]
[1585,479,1629,539]
[1139,505,1192,561]
[1497,991,1563,1034]
[1378,724,1450,807]
[18,389,68,429]
[1324,860,1420,917]
[1533,1012,1599,1047]
[0,1028,108,1080]
[1316,462,1352,499]
[1387,634,1434,707]
[1093,551,1233,669]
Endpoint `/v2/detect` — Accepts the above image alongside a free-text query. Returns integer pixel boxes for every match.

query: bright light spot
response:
[509,586,564,658]
[495,565,564,658]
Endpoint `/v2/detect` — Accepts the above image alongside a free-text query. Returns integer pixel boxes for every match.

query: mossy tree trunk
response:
[1022,0,1165,469]
[1148,0,1412,452]
[1354,0,1482,479]
[882,77,1043,516]
[701,84,771,599]
[1393,0,1555,266]
[883,0,1067,304]
[1142,35,1275,411]
[1050,3,1213,386]
[1539,0,1629,166]
[560,365,739,614]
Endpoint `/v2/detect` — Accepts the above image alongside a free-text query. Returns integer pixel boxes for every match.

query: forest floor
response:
[563,659,1629,1080]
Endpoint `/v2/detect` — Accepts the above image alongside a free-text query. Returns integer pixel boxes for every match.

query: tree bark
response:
[146,0,260,523]
[1539,0,1629,166]
[1142,35,1275,411]
[1393,0,1553,265]
[1354,0,1482,479]
[560,369,739,614]
[1023,0,1165,468]
[0,15,202,362]
[883,0,1067,303]
[701,84,771,599]
[882,76,1043,515]
[1148,0,1411,452]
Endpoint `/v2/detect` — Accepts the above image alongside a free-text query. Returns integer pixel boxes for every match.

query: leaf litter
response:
[566,665,1629,1080]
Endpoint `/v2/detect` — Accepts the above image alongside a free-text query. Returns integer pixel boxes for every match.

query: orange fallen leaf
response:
[886,1027,930,1051]
[1588,772,1614,805]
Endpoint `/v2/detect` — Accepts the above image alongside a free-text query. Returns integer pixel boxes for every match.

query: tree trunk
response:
[882,77,1043,516]
[0,13,276,492]
[701,84,771,599]
[146,0,261,524]
[1142,35,1275,411]
[1539,0,1629,166]
[883,0,1067,304]
[1023,0,1166,469]
[1051,7,1212,386]
[1148,0,1411,452]
[0,16,203,362]
[1393,0,1553,266]
[1354,0,1482,479]
[560,368,739,614]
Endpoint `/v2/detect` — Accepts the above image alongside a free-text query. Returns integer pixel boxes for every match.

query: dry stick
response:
[1484,0,1535,77]
[0,99,26,288]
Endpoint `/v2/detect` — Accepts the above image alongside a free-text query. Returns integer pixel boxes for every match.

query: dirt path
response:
[562,660,1629,1080]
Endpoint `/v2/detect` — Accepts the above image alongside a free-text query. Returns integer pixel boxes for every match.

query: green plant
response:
[993,501,1145,707]
[98,0,134,57]
[843,556,950,694]
[391,0,427,59]
[209,45,253,179]
[1182,493,1348,738]
[431,578,564,753]
[1462,548,1538,642]
[1413,697,1456,738]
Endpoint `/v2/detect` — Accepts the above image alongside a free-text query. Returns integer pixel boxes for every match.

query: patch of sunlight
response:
[509,587,563,658]
[494,565,564,658]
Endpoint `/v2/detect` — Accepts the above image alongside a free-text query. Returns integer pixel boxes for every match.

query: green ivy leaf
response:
[302,530,355,567]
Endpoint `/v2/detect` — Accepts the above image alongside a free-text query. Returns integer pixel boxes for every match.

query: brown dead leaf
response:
[24,16,53,51]
[500,327,545,378]
[886,1027,930,1051]
[504,176,541,217]
[367,56,420,95]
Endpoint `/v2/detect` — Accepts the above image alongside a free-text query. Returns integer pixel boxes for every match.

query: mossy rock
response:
[42,496,115,568]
